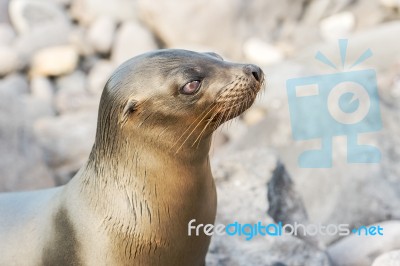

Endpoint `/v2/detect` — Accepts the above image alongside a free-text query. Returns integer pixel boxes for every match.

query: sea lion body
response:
[0,49,264,265]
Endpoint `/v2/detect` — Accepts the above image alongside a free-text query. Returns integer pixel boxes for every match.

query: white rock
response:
[243,38,284,65]
[111,21,158,65]
[328,221,400,266]
[30,76,54,103]
[242,107,266,126]
[372,250,400,266]
[88,60,115,94]
[88,16,116,54]
[0,45,21,76]
[320,12,356,41]
[30,45,79,76]
[380,0,400,8]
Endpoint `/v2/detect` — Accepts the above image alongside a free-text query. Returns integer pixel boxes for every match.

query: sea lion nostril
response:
[243,64,262,82]
[252,71,260,82]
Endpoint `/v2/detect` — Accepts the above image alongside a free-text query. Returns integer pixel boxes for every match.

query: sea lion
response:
[0,49,264,266]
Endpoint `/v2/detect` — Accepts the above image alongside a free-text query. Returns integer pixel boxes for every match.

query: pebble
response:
[30,45,79,76]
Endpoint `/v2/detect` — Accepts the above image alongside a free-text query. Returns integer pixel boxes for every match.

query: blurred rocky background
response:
[1,0,400,265]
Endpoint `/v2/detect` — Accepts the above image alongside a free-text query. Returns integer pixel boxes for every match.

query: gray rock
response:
[0,23,16,46]
[68,26,94,57]
[87,59,115,94]
[30,45,79,76]
[10,0,72,60]
[111,21,158,65]
[0,45,22,76]
[372,249,400,266]
[328,221,400,266]
[207,149,331,266]
[70,0,137,25]
[55,70,99,113]
[88,16,116,55]
[0,0,10,23]
[15,22,72,60]
[296,21,400,73]
[221,41,400,246]
[137,0,305,60]
[319,12,355,41]
[224,106,400,246]
[0,82,54,192]
[0,73,29,95]
[9,0,70,34]
[30,76,54,103]
[33,111,97,184]
[21,95,55,122]
[267,162,308,231]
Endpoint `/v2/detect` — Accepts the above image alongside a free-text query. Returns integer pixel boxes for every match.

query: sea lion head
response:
[96,49,264,153]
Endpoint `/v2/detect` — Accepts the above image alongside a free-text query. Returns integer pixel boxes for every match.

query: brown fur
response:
[0,49,264,266]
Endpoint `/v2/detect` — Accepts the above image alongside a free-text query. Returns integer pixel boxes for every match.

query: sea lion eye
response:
[180,80,201,95]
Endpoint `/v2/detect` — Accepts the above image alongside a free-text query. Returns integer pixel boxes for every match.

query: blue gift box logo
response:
[286,39,382,168]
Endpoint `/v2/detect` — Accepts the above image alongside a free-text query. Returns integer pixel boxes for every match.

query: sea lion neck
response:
[82,130,213,185]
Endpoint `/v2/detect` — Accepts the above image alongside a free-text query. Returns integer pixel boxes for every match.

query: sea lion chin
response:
[0,49,264,266]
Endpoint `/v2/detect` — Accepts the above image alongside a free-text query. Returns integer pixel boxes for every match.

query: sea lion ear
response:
[121,99,138,123]
[204,52,224,61]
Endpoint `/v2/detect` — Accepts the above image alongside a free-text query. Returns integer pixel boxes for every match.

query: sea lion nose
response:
[243,64,263,83]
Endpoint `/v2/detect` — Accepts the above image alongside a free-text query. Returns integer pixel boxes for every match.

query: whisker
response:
[174,104,219,153]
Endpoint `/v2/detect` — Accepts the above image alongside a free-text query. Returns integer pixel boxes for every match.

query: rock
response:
[33,111,97,184]
[328,221,400,266]
[49,0,72,6]
[68,26,94,56]
[30,45,79,76]
[372,249,400,266]
[243,38,284,65]
[267,162,308,231]
[55,70,99,113]
[207,149,331,266]
[0,45,22,76]
[0,82,54,192]
[21,95,54,121]
[30,76,54,103]
[300,22,400,72]
[9,0,69,34]
[242,107,266,126]
[70,0,137,25]
[350,1,386,29]
[138,0,305,60]
[301,0,331,24]
[0,23,16,45]
[88,16,116,55]
[87,60,115,94]
[380,0,400,9]
[0,73,29,95]
[15,22,72,60]
[319,12,356,41]
[10,0,72,59]
[0,0,10,23]
[111,21,158,65]
[221,59,400,246]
